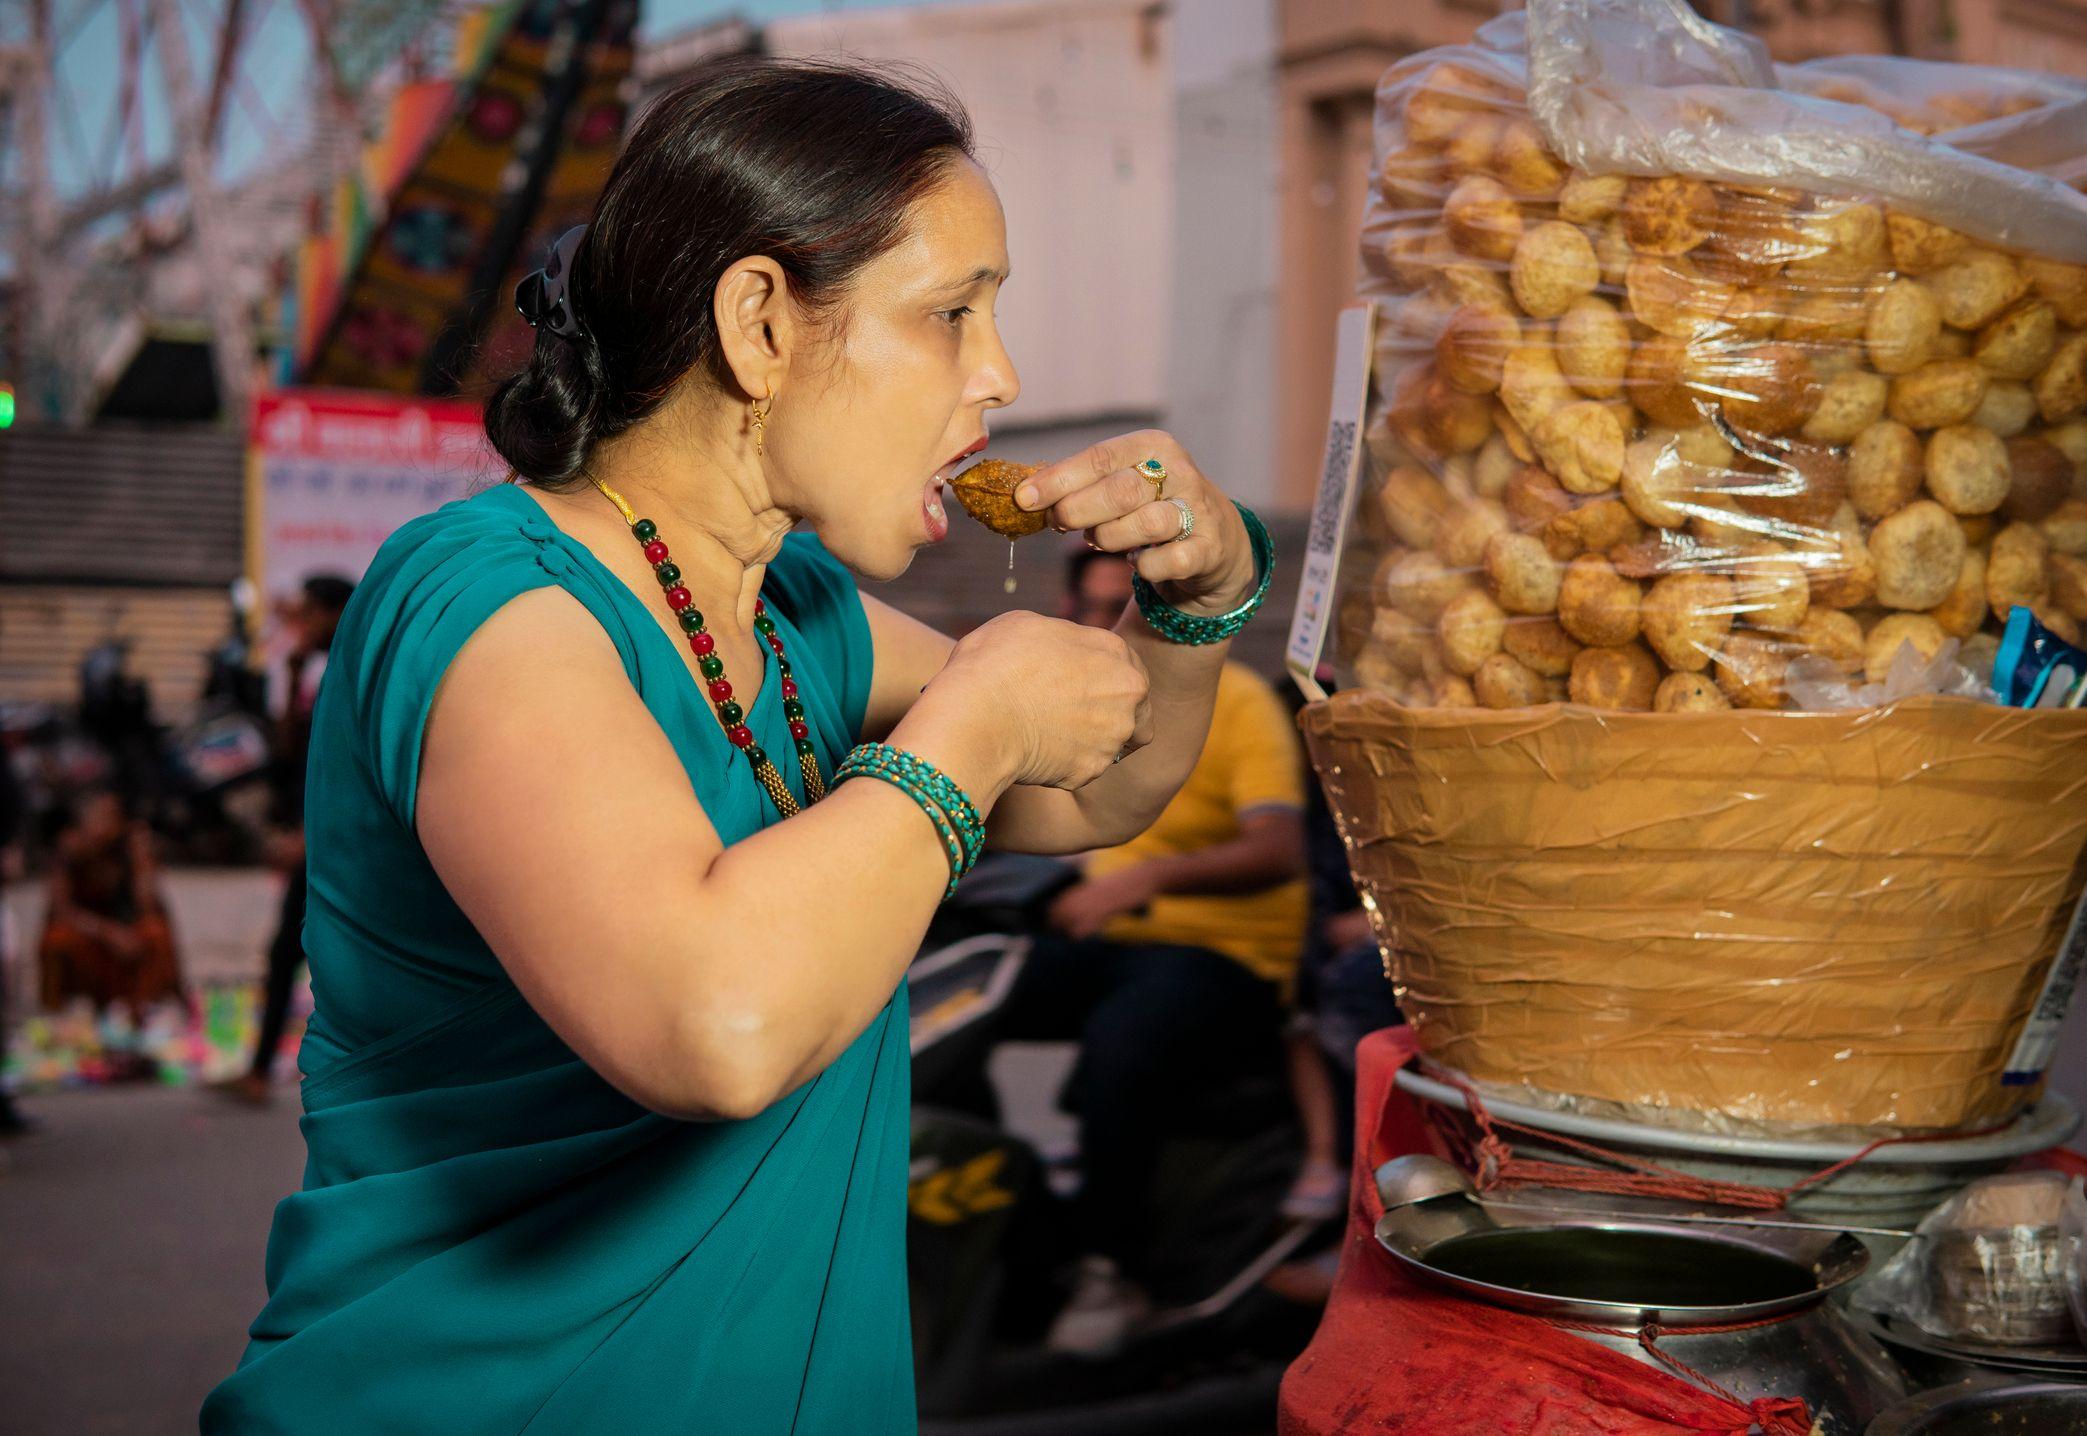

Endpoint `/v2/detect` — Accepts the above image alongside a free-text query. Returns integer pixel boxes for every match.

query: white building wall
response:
[1167,0,1281,509]
[641,0,1286,503]
[766,0,1173,440]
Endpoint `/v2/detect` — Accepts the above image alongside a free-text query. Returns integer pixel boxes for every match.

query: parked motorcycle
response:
[906,855,1334,1434]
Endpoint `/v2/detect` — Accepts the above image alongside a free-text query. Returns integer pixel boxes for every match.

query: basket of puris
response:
[1297,0,2087,1137]
[1341,0,2087,712]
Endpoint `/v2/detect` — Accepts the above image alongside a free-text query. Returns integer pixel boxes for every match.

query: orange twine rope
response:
[1546,1315,1816,1436]
[1430,1073,2016,1211]
[1410,1077,2028,1436]
[1407,1074,2022,1433]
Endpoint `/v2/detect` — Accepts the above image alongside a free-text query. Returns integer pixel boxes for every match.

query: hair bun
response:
[484,335,605,486]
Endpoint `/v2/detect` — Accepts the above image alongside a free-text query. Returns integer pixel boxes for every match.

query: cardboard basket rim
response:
[1302,690,2087,741]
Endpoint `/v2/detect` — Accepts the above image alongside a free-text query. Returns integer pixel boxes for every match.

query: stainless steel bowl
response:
[1371,1190,1905,1431]
[1866,1379,2087,1434]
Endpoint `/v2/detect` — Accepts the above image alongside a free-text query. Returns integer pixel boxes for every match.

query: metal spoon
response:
[1373,1154,1913,1240]
[1374,1154,1478,1210]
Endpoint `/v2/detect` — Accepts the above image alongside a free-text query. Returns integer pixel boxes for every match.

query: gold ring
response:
[1137,458,1168,499]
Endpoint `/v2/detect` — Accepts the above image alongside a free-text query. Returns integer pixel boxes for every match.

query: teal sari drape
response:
[201,485,915,1433]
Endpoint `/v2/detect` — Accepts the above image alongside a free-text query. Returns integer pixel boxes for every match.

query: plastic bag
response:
[1783,634,1996,711]
[1338,0,2087,712]
[1524,0,2087,262]
[2063,1176,2087,1346]
[1858,1171,2077,1345]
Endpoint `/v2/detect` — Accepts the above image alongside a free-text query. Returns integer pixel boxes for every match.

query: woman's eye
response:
[939,306,974,327]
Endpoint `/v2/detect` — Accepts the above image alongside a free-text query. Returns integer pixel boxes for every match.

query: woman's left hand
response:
[1015,430,1257,618]
[1046,864,1159,939]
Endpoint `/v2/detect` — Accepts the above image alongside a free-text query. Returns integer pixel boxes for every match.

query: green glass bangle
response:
[1131,501,1275,646]
[883,752,983,864]
[861,765,978,882]
[838,762,967,900]
[840,744,985,869]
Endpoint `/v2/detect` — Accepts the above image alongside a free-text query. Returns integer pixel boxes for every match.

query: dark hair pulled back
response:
[485,57,976,487]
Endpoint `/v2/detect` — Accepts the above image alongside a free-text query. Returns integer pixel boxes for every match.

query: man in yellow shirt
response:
[993,547,1309,1353]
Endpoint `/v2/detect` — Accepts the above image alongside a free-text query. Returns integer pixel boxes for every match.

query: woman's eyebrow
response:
[936,265,1010,294]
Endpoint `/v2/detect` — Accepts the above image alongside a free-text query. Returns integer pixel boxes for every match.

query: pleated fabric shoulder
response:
[332,483,628,831]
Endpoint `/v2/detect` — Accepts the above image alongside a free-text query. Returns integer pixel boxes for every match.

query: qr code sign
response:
[1310,419,1357,558]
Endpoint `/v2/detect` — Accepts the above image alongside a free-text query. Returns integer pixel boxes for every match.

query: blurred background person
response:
[975,545,1308,1354]
[76,622,164,824]
[215,574,354,1106]
[36,787,181,1077]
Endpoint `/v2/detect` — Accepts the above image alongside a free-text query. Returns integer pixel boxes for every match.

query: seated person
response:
[990,545,1309,1354]
[38,789,181,1060]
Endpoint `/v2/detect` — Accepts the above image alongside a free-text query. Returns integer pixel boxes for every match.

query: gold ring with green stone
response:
[1137,457,1168,499]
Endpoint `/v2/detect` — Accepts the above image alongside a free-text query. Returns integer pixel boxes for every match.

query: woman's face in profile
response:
[774,158,1021,580]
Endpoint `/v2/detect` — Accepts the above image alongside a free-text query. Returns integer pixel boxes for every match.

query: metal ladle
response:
[1373,1154,1914,1241]
[1375,1154,1479,1210]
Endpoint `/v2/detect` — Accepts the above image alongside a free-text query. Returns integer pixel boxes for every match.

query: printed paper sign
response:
[1286,302,1377,702]
[2004,887,2087,1086]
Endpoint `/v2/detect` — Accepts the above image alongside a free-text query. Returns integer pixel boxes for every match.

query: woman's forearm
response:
[1080,618,1228,819]
[990,621,1228,854]
[421,595,1034,1124]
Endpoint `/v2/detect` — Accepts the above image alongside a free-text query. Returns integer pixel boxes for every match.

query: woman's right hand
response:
[925,610,1152,789]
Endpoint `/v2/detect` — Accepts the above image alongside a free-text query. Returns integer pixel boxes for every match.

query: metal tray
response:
[1395,1067,2080,1165]
[1374,1190,1870,1328]
[1866,1378,2087,1433]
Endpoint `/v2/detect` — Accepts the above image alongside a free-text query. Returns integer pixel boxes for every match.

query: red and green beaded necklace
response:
[593,479,826,819]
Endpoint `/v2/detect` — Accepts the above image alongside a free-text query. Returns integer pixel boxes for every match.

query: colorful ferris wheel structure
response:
[0,0,638,425]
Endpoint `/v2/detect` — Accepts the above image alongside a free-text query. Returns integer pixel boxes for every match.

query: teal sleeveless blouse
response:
[201,483,914,1433]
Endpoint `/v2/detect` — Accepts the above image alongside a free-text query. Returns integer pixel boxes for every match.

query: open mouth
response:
[926,437,989,543]
[924,477,950,542]
[939,436,989,480]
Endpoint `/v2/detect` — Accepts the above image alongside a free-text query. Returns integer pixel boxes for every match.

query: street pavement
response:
[0,1059,1076,1436]
[0,1082,305,1435]
[2,869,300,1433]
[0,868,1077,1435]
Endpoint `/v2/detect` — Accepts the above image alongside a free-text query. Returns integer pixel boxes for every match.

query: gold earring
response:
[750,398,768,457]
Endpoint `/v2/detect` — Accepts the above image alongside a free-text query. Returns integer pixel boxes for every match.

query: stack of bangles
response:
[840,504,1274,900]
[1132,500,1275,647]
[835,743,988,900]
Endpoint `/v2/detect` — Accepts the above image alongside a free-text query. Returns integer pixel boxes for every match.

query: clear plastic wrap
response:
[2064,1176,2087,1344]
[1782,634,1995,710]
[1524,1,2087,261]
[1340,0,2087,711]
[1858,1171,2078,1345]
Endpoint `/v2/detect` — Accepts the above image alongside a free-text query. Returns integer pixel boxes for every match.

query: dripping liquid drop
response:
[1004,541,1017,595]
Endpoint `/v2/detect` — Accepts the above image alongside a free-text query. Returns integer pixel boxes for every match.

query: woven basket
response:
[1301,693,2087,1134]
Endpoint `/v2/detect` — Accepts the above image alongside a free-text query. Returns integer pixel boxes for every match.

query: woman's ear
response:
[714,256,793,400]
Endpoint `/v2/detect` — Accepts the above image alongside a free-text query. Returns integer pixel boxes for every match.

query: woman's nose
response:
[978,334,1020,411]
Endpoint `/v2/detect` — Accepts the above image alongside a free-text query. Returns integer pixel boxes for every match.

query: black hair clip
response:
[515,226,587,341]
